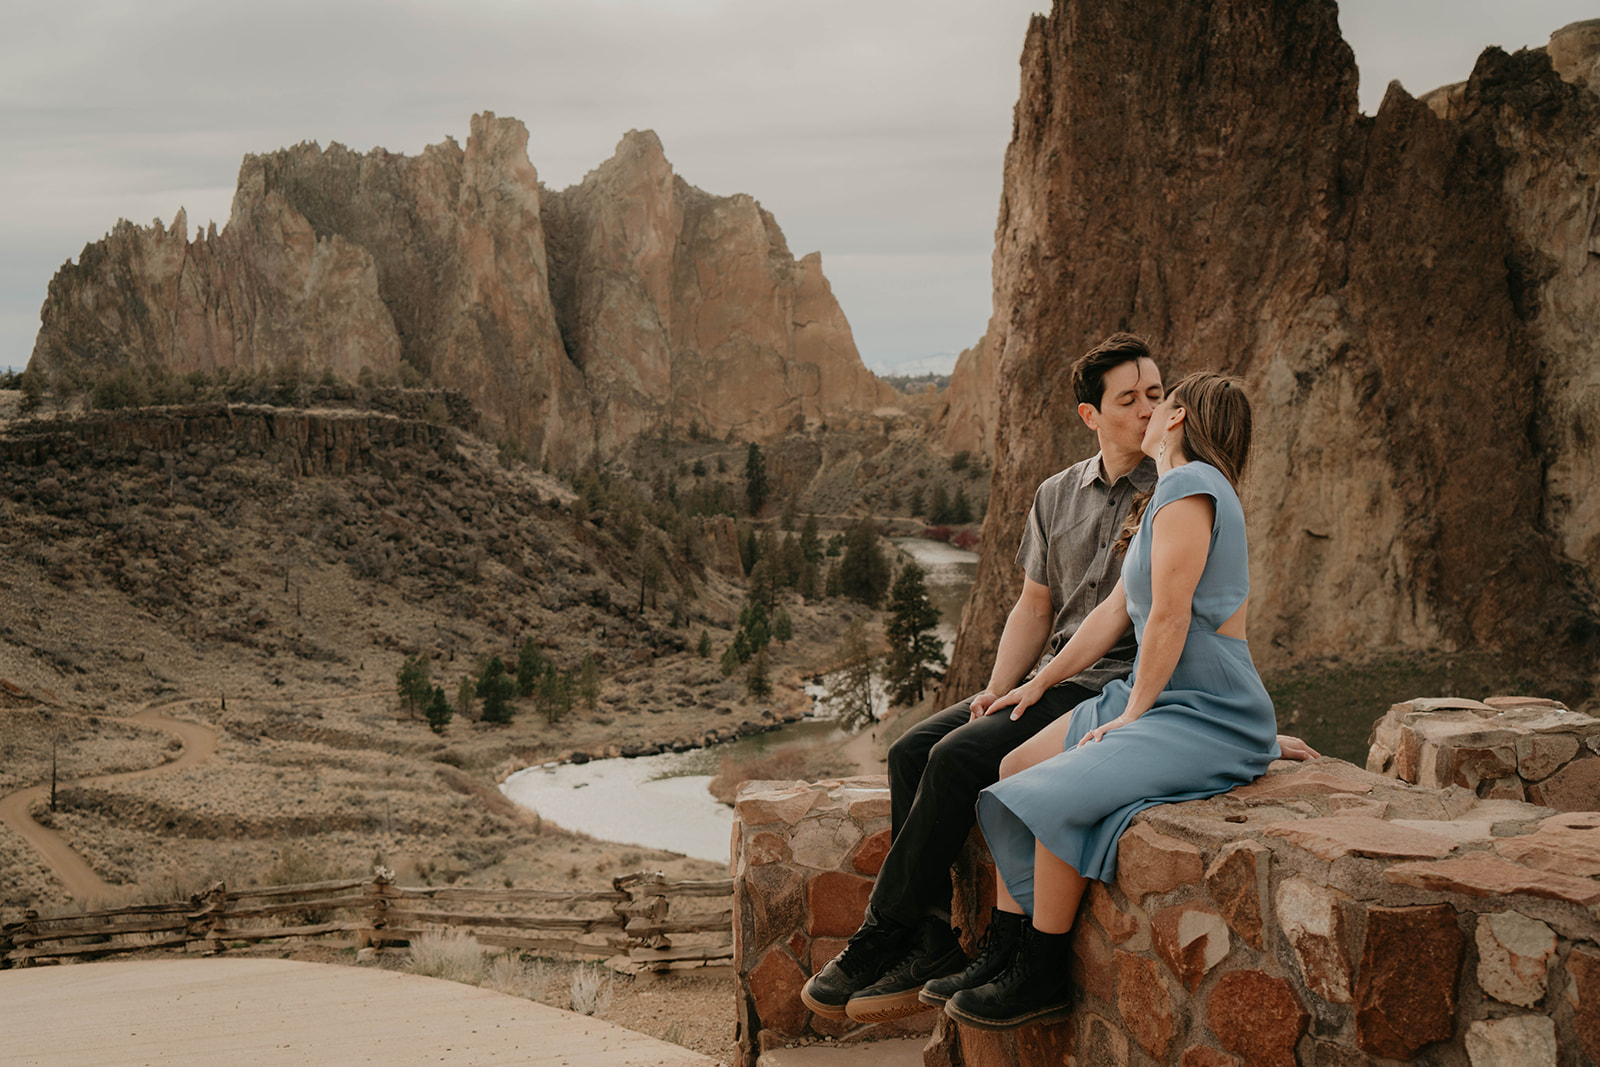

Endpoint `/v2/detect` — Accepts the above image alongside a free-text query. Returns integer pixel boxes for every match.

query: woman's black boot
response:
[944,924,1076,1031]
[918,907,1026,1007]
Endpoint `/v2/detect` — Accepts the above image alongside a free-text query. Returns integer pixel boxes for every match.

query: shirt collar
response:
[1081,452,1158,493]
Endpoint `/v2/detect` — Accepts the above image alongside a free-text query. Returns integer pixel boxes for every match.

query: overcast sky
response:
[2,1,1592,375]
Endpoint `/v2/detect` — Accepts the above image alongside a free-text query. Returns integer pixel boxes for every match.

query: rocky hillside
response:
[946,5,1600,697]
[27,117,898,469]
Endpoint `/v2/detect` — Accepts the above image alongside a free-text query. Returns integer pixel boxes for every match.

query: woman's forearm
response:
[1026,588,1130,692]
[1120,604,1189,720]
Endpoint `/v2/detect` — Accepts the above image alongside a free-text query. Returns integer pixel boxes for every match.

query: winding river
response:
[500,538,978,862]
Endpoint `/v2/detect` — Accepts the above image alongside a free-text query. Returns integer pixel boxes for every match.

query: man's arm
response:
[967,578,1054,716]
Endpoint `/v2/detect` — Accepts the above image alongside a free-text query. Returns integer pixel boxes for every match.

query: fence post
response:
[362,866,394,950]
[616,871,672,971]
[200,881,229,955]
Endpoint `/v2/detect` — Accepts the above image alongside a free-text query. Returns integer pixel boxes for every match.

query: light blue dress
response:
[975,461,1279,912]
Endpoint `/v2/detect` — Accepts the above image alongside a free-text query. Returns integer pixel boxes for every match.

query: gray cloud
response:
[2,0,1591,373]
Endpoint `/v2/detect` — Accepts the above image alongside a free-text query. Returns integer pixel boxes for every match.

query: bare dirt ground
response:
[0,392,932,1064]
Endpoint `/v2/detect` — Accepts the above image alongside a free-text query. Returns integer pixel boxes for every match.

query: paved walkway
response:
[1,957,720,1066]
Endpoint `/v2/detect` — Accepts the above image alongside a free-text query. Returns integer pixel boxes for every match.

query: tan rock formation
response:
[934,328,999,458]
[945,1,1600,697]
[29,119,895,467]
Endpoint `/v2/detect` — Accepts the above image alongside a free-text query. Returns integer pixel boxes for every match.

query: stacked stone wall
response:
[1369,697,1600,810]
[734,723,1600,1065]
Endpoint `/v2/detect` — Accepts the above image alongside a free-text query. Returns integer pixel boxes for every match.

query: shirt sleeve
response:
[1013,483,1051,586]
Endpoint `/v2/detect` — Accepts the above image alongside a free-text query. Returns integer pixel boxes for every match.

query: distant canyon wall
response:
[28,116,897,467]
[947,3,1600,694]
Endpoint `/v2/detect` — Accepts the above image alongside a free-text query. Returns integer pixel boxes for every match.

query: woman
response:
[931,372,1281,1031]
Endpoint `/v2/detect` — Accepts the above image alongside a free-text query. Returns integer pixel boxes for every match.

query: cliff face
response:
[30,118,894,465]
[946,5,1600,696]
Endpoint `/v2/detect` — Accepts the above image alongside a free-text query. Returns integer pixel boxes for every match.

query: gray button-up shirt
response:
[1014,452,1158,692]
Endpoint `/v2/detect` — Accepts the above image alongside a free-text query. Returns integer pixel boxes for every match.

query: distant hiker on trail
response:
[800,335,1317,1027]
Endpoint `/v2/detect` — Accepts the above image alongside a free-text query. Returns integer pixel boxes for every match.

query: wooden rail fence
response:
[0,869,732,971]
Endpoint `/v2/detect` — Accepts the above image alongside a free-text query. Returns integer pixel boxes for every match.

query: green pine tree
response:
[396,654,431,719]
[516,637,544,697]
[745,442,770,516]
[884,562,948,705]
[477,656,517,723]
[836,520,892,607]
[697,630,713,658]
[746,649,773,699]
[425,685,454,734]
[579,654,601,710]
[772,608,794,645]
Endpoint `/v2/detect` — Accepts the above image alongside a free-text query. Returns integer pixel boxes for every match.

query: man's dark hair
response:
[1070,333,1153,409]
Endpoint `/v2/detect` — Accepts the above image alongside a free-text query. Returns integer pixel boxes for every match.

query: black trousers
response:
[868,682,1098,927]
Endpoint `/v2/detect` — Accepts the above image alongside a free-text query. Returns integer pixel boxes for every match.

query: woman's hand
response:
[1078,712,1137,746]
[984,680,1046,721]
[1276,734,1320,761]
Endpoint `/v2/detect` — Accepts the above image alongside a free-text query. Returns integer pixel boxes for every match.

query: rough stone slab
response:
[1484,696,1569,711]
[1232,768,1375,800]
[736,786,822,827]
[1263,815,1459,861]
[789,816,863,870]
[750,945,811,1037]
[1115,820,1204,900]
[1179,1047,1240,1067]
[847,828,890,875]
[1567,946,1600,1064]
[1386,853,1600,906]
[844,794,891,821]
[1475,910,1555,1008]
[1207,970,1307,1067]
[1517,732,1581,781]
[1276,876,1352,1004]
[1086,881,1140,945]
[1526,756,1600,812]
[1151,901,1229,992]
[1205,840,1268,951]
[1495,812,1600,878]
[1408,697,1497,713]
[1464,1015,1557,1067]
[1355,904,1463,1060]
[1116,951,1174,1059]
[1387,818,1496,847]
[805,870,873,937]
[1071,921,1117,1006]
[746,831,793,866]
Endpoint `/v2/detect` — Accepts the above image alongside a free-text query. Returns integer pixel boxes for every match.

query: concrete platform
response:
[0,957,720,1066]
[757,1037,927,1067]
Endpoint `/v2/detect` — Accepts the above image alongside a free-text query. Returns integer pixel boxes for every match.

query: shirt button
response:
[1099,541,1107,549]
[1089,580,1097,588]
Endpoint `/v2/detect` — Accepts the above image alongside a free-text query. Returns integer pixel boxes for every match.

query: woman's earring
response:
[1157,438,1166,461]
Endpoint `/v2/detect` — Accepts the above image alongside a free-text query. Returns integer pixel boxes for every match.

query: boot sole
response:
[943,998,1075,1032]
[845,987,937,1023]
[799,977,851,1020]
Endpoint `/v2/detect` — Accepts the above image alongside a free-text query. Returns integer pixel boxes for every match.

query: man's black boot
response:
[844,917,966,1022]
[944,924,1076,1031]
[918,907,1025,1007]
[800,906,914,1019]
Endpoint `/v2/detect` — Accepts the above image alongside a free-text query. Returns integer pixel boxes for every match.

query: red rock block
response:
[1071,920,1117,1005]
[1527,755,1600,812]
[957,1025,1012,1067]
[1449,746,1518,790]
[1516,732,1580,781]
[1076,1011,1130,1066]
[1231,768,1374,800]
[1016,1018,1074,1063]
[746,831,791,866]
[924,1015,961,1067]
[1386,852,1600,906]
[735,786,820,827]
[1484,696,1569,710]
[787,932,808,969]
[1354,904,1464,1060]
[1275,876,1352,1004]
[1151,901,1230,992]
[1117,950,1174,1059]
[806,870,874,937]
[1180,1046,1240,1067]
[810,936,847,974]
[1205,840,1268,951]
[1394,726,1421,781]
[848,828,890,875]
[1568,946,1600,1064]
[1207,970,1307,1067]
[1263,815,1457,861]
[1310,1040,1371,1066]
[1087,881,1140,944]
[741,864,808,956]
[748,946,810,1037]
[1116,821,1204,901]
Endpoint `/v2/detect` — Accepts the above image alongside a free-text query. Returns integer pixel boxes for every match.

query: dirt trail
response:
[0,702,219,903]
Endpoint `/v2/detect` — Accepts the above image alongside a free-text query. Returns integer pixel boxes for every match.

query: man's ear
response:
[1077,402,1099,431]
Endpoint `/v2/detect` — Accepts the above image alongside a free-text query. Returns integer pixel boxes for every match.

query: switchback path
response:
[0,700,219,903]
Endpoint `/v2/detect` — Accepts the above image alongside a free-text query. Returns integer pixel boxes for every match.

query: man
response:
[801,334,1312,1023]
